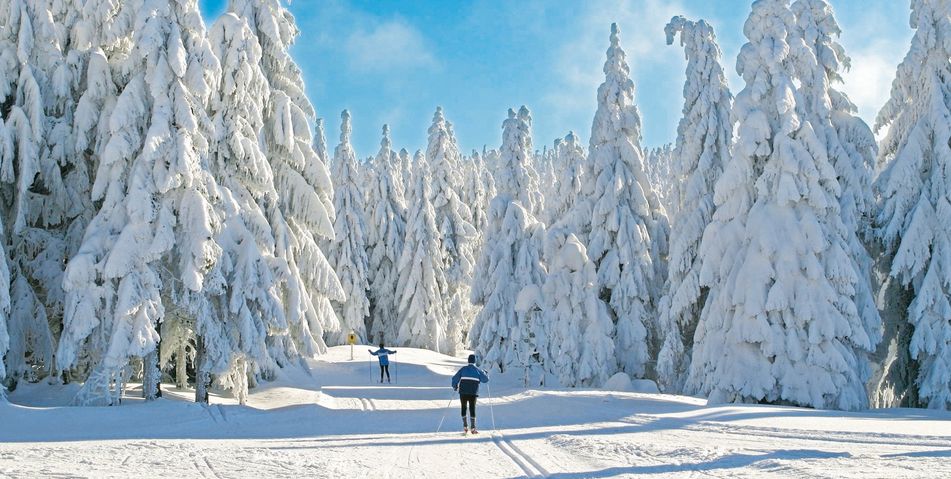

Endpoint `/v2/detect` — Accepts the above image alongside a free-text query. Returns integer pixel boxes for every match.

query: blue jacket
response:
[452,364,489,396]
[370,348,396,366]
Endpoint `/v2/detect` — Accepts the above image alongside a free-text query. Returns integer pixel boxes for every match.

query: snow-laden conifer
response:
[395,155,448,351]
[313,118,329,164]
[59,0,222,405]
[543,228,614,387]
[791,0,881,402]
[397,148,413,205]
[656,16,733,394]
[366,125,406,344]
[327,111,370,345]
[228,0,339,363]
[688,0,874,410]
[874,0,951,409]
[470,107,547,377]
[56,0,132,381]
[426,107,477,354]
[584,24,669,379]
[494,107,543,218]
[548,132,586,231]
[0,0,89,387]
[203,12,289,404]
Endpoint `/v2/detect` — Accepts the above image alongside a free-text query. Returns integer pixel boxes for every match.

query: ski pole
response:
[395,355,398,384]
[435,391,455,434]
[487,381,498,432]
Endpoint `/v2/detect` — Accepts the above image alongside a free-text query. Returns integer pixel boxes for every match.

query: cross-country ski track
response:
[2,346,951,478]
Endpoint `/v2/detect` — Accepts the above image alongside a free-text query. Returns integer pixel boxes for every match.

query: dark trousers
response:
[379,364,390,382]
[460,394,477,419]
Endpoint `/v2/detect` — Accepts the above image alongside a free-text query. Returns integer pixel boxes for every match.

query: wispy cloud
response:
[345,19,438,73]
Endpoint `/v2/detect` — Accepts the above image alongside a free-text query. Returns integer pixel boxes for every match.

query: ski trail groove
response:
[190,451,218,479]
[202,455,222,479]
[204,405,219,424]
[216,405,228,423]
[492,433,547,478]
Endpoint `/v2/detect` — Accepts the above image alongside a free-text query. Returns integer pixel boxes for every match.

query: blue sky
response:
[199,0,912,157]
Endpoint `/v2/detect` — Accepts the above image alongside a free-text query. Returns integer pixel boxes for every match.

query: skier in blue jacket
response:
[369,343,397,383]
[451,354,490,434]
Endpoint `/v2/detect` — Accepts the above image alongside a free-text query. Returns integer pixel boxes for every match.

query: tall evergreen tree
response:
[874,0,951,409]
[688,0,874,410]
[228,0,338,364]
[584,24,669,379]
[426,107,477,354]
[470,107,547,378]
[367,125,406,344]
[543,228,614,387]
[395,155,448,351]
[656,16,733,394]
[60,0,222,405]
[327,110,369,345]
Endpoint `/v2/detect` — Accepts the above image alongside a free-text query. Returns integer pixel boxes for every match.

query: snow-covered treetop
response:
[496,106,542,215]
[314,117,328,164]
[590,23,643,153]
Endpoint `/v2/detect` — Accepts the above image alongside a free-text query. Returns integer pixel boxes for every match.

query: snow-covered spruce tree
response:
[327,110,369,345]
[536,145,556,223]
[426,107,477,354]
[543,228,615,387]
[873,0,951,409]
[58,0,222,405]
[228,0,339,365]
[204,12,290,404]
[494,107,543,218]
[366,125,406,344]
[655,16,733,394]
[313,117,329,164]
[58,0,162,386]
[397,147,413,206]
[0,0,89,388]
[548,132,586,231]
[645,145,678,222]
[395,155,449,351]
[687,0,874,410]
[465,149,496,239]
[470,107,547,379]
[791,0,882,403]
[584,24,669,380]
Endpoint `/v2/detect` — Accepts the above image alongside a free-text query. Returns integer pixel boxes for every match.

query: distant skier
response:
[369,343,397,383]
[451,354,490,434]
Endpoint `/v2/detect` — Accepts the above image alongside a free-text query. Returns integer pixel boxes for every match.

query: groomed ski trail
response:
[491,432,550,478]
[3,346,951,478]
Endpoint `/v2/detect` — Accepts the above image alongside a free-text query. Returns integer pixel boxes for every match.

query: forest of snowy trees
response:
[1,0,950,412]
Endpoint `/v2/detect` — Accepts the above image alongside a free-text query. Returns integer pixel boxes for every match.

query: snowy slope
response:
[2,346,951,478]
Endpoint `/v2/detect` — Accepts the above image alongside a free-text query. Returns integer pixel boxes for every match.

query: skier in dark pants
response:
[451,354,490,434]
[369,343,397,383]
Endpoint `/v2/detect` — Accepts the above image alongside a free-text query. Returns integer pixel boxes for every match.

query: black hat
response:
[467,354,476,364]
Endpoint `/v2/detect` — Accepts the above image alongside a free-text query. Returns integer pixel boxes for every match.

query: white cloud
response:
[345,19,438,73]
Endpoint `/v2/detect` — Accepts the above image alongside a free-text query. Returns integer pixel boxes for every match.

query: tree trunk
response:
[195,335,209,404]
[176,342,188,389]
[143,350,160,400]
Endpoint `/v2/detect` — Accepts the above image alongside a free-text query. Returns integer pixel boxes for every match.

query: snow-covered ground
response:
[2,346,950,478]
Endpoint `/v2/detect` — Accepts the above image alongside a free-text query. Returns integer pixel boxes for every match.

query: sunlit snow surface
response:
[3,346,950,478]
